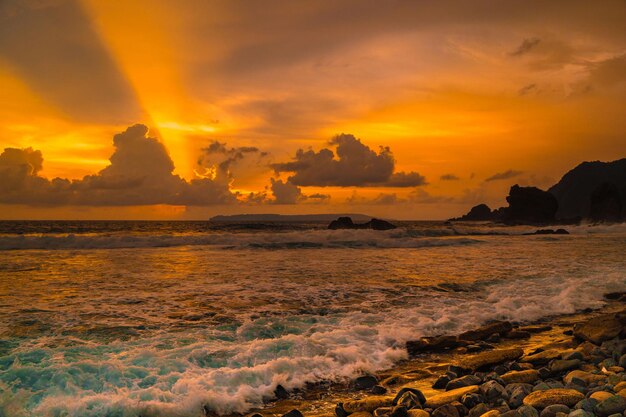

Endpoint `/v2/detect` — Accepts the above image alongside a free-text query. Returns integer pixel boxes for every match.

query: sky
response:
[0,0,625,220]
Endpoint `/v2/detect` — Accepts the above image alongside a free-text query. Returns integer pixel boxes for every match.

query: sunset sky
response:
[1,0,625,219]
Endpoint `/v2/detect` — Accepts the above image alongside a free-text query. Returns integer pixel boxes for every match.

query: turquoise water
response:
[0,221,625,416]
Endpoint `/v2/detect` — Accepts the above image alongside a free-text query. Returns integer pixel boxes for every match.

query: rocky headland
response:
[328,217,397,230]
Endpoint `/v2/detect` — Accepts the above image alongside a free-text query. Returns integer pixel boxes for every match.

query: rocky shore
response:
[232,297,626,417]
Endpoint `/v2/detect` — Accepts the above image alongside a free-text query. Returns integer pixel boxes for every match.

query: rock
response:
[374,408,393,417]
[501,370,540,384]
[550,360,581,374]
[573,313,625,345]
[407,410,430,417]
[328,217,397,230]
[561,352,583,361]
[563,370,606,385]
[453,204,495,221]
[344,398,395,413]
[524,229,569,235]
[373,386,388,395]
[589,182,624,222]
[459,349,524,371]
[282,410,304,417]
[615,382,626,392]
[508,384,533,408]
[523,389,585,409]
[596,396,626,416]
[459,322,513,342]
[447,376,483,391]
[394,389,427,407]
[591,392,614,402]
[274,384,289,399]
[468,404,490,417]
[520,326,553,334]
[522,350,562,366]
[432,404,460,417]
[407,336,463,355]
[540,405,570,417]
[505,331,532,339]
[460,393,484,410]
[517,406,540,417]
[480,381,507,402]
[479,411,500,417]
[426,386,480,409]
[500,411,521,417]
[337,403,350,417]
[355,375,379,390]
[397,391,424,409]
[568,410,594,417]
[434,376,452,389]
[501,185,559,224]
[352,413,375,417]
[617,390,626,399]
[450,401,468,417]
[619,354,626,368]
[391,406,409,417]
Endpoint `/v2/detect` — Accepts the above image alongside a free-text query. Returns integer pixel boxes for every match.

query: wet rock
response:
[425,386,480,409]
[274,384,289,400]
[540,405,570,417]
[407,336,463,355]
[406,410,430,417]
[468,404,490,417]
[374,407,393,417]
[460,393,484,410]
[615,382,626,392]
[479,411,500,417]
[501,370,540,384]
[352,413,375,417]
[523,389,585,409]
[480,381,508,402]
[550,360,581,374]
[500,411,521,417]
[397,391,424,409]
[591,392,614,402]
[337,403,350,417]
[373,385,388,395]
[355,375,380,390]
[434,376,452,389]
[460,349,524,371]
[344,397,395,413]
[459,321,513,342]
[493,366,508,376]
[394,389,426,407]
[447,376,483,391]
[567,410,594,417]
[596,396,626,416]
[517,406,539,417]
[520,326,553,334]
[390,406,409,417]
[522,350,562,366]
[573,313,625,345]
[282,410,304,417]
[561,352,583,361]
[508,384,533,408]
[432,404,460,417]
[328,217,397,230]
[563,370,606,385]
[450,401,468,417]
[505,331,531,340]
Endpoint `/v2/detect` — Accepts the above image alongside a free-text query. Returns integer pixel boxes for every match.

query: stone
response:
[568,410,594,417]
[328,217,397,230]
[447,376,483,391]
[337,403,350,417]
[479,411,500,417]
[374,408,392,417]
[550,360,581,374]
[282,410,304,417]
[596,396,626,416]
[373,386,388,395]
[563,370,606,385]
[574,399,597,412]
[407,336,463,356]
[434,376,452,389]
[480,381,508,401]
[517,406,539,417]
[450,401,468,417]
[540,405,570,417]
[407,410,430,417]
[453,204,495,221]
[461,393,484,410]
[501,370,540,384]
[619,354,626,368]
[274,384,289,399]
[561,352,584,361]
[506,331,532,340]
[522,350,562,366]
[617,389,626,399]
[591,392,615,402]
[523,389,585,409]
[356,375,379,390]
[397,391,424,409]
[432,404,460,417]
[508,384,533,408]
[352,413,375,417]
[573,313,625,345]
[394,389,426,407]
[615,382,626,392]
[426,386,480,409]
[459,321,513,342]
[459,349,524,371]
[344,397,395,413]
[391,406,409,417]
[500,412,521,417]
[468,404,490,417]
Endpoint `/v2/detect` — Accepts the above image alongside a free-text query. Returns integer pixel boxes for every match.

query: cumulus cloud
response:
[440,173,460,181]
[0,124,236,206]
[197,141,268,181]
[272,133,426,187]
[270,178,304,204]
[485,169,523,182]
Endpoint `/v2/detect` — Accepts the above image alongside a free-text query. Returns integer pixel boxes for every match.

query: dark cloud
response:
[272,133,426,187]
[440,173,460,181]
[198,140,266,181]
[0,0,142,123]
[509,37,541,57]
[485,169,523,182]
[270,178,304,204]
[0,124,236,206]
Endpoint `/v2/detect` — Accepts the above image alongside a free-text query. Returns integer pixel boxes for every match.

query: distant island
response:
[453,158,626,224]
[210,213,373,222]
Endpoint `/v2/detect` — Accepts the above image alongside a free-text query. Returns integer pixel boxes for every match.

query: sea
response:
[0,220,625,417]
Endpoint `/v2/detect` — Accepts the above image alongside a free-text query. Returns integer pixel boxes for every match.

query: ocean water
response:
[0,220,625,417]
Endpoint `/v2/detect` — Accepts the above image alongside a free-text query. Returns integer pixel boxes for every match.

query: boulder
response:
[501,185,559,224]
[283,410,304,417]
[549,360,581,374]
[501,370,540,384]
[457,348,524,371]
[540,405,570,417]
[453,204,495,221]
[458,321,513,342]
[407,336,463,356]
[590,392,613,402]
[562,370,606,385]
[432,404,460,417]
[447,375,482,391]
[479,411,500,417]
[521,350,562,365]
[328,217,397,230]
[355,375,379,390]
[344,397,395,413]
[589,182,624,222]
[407,410,430,417]
[425,386,480,409]
[595,395,626,416]
[393,389,426,407]
[573,313,625,344]
[517,406,539,417]
[523,389,585,409]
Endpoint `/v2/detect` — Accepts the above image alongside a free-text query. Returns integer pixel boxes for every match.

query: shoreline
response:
[232,297,626,417]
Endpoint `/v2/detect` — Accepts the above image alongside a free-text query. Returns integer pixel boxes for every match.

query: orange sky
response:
[0,0,625,219]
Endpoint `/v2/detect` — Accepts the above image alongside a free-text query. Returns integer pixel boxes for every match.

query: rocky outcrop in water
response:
[328,217,397,230]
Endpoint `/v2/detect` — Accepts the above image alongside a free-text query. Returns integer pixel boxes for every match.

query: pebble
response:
[518,405,540,417]
[447,375,482,391]
[479,411,501,417]
[568,410,594,417]
[540,404,570,417]
[596,395,626,416]
[407,410,430,417]
[501,370,540,384]
[591,391,614,402]
[432,404,460,417]
[425,386,480,409]
[523,389,585,409]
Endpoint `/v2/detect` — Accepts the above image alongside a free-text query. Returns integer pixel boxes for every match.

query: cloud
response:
[0,124,236,206]
[270,178,304,204]
[440,173,460,181]
[272,133,426,187]
[518,83,537,96]
[197,140,267,182]
[509,37,541,56]
[485,169,523,182]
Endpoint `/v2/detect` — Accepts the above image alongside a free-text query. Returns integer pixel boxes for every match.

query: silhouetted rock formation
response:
[328,217,397,230]
[501,185,558,224]
[548,158,626,221]
[454,204,494,221]
[523,229,569,235]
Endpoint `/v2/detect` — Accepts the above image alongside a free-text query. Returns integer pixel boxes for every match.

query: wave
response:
[0,229,482,250]
[2,268,624,417]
